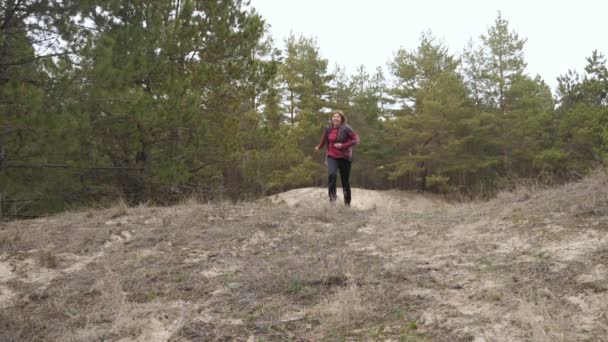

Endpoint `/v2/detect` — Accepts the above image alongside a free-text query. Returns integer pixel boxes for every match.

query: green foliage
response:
[553,52,608,177]
[533,149,570,179]
[388,33,490,192]
[268,156,323,192]
[426,175,451,193]
[500,76,555,177]
[390,30,459,113]
[559,51,608,108]
[2,5,608,216]
[464,12,527,112]
[279,34,332,125]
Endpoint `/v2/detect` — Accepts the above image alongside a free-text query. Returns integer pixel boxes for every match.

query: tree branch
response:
[4,164,144,170]
[0,52,69,66]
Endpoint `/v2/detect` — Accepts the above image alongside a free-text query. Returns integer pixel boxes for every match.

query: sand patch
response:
[271,187,447,212]
[0,261,16,307]
[542,231,608,261]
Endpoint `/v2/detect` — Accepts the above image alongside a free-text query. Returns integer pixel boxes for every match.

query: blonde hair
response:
[330,110,346,124]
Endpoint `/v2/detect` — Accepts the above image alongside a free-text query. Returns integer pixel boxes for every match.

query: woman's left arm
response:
[340,131,360,148]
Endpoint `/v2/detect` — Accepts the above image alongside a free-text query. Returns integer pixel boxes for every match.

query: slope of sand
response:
[271,187,445,212]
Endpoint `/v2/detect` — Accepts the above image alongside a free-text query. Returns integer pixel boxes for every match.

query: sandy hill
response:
[1,173,608,341]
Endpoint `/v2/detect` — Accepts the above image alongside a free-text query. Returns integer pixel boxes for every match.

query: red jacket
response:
[317,124,359,160]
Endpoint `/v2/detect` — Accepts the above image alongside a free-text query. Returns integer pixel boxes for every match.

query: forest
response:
[1,0,607,218]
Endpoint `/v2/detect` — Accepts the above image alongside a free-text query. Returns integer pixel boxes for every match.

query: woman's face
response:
[331,113,342,126]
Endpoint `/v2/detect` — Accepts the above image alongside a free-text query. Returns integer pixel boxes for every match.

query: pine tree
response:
[0,0,85,215]
[390,30,459,115]
[388,31,476,192]
[279,34,332,126]
[464,12,527,114]
[261,34,332,192]
[554,51,608,176]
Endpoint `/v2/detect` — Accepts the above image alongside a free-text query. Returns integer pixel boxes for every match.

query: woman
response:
[315,110,359,206]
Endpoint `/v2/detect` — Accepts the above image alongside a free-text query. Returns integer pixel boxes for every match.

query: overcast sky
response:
[248,0,607,93]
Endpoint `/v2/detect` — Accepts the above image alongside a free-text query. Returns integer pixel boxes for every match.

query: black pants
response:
[327,157,351,205]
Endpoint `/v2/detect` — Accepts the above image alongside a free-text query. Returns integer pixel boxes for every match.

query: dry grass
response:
[2,175,608,340]
[316,283,368,329]
[518,300,573,342]
[109,197,129,219]
[571,191,608,217]
[37,250,59,268]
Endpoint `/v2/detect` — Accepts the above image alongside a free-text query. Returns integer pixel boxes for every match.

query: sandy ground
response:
[1,177,608,341]
[272,187,443,212]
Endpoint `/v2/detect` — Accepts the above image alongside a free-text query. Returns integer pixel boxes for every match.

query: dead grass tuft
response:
[316,283,368,330]
[518,298,575,342]
[513,257,581,299]
[0,230,20,252]
[180,195,203,206]
[488,169,608,220]
[317,251,354,286]
[495,181,540,204]
[590,244,608,264]
[56,327,111,342]
[544,170,608,216]
[109,198,129,219]
[38,250,59,268]
[570,191,608,217]
[312,206,333,222]
[0,233,9,249]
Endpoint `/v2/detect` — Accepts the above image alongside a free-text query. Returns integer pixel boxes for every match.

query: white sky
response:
[249,0,607,93]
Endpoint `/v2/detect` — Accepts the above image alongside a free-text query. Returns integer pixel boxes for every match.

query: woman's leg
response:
[327,157,339,202]
[338,158,352,205]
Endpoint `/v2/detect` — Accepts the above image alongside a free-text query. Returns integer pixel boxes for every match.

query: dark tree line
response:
[1,2,606,217]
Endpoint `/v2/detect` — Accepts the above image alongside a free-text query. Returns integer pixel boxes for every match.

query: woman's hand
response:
[333,143,343,149]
